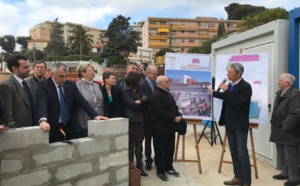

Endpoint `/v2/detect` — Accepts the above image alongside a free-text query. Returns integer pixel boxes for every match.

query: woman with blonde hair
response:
[75,63,108,137]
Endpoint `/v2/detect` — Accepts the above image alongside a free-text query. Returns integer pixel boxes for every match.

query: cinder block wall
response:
[0,118,129,186]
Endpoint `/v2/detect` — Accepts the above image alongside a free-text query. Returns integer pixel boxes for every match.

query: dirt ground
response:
[140,126,284,186]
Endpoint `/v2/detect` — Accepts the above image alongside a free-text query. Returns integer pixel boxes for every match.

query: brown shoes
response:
[224,178,243,186]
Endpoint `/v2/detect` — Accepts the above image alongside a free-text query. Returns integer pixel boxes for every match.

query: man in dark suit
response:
[139,65,158,170]
[152,76,182,181]
[26,60,47,93]
[37,63,108,143]
[0,55,37,127]
[207,63,252,186]
[116,62,138,90]
[0,96,7,132]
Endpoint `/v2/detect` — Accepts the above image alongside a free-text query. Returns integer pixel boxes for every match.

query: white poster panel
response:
[214,53,268,124]
[165,52,212,120]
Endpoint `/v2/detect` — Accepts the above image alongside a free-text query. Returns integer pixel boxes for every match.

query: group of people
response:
[207,63,300,186]
[1,55,299,185]
[0,55,183,182]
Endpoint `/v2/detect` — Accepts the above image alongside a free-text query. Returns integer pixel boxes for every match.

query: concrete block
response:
[78,138,111,157]
[99,150,128,171]
[116,165,129,182]
[88,118,128,138]
[56,183,73,186]
[33,143,74,165]
[0,159,23,173]
[76,173,109,186]
[116,135,128,150]
[0,127,48,151]
[1,169,50,186]
[56,162,93,181]
[116,182,129,186]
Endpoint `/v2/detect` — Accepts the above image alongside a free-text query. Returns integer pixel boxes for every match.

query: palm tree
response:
[67,24,94,59]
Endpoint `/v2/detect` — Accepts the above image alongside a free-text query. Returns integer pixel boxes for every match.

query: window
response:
[181,40,185,43]
[208,23,215,28]
[188,40,195,43]
[160,21,167,25]
[181,31,185,34]
[150,21,156,24]
[188,31,195,34]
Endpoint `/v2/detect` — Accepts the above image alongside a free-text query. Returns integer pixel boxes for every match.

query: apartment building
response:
[131,21,144,45]
[142,17,241,53]
[28,21,107,51]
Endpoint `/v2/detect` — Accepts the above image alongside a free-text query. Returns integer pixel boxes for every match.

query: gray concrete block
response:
[33,143,74,165]
[78,138,111,157]
[116,135,128,150]
[1,169,50,186]
[56,183,73,186]
[0,127,48,151]
[116,166,129,182]
[99,150,128,171]
[0,159,23,173]
[88,118,128,138]
[76,173,109,186]
[115,182,129,186]
[56,162,93,181]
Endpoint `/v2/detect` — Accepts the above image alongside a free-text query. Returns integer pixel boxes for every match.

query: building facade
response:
[28,21,107,51]
[142,17,241,53]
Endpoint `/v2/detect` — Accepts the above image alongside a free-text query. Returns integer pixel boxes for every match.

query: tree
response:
[24,49,45,62]
[155,48,175,57]
[0,35,16,53]
[16,36,31,49]
[217,22,225,36]
[188,38,218,54]
[101,15,140,59]
[225,3,266,20]
[238,8,289,32]
[44,18,67,61]
[67,24,94,59]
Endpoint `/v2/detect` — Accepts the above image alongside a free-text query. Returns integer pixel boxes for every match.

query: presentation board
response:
[214,53,269,124]
[165,52,212,120]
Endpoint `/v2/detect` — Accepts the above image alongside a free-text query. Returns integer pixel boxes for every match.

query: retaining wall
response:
[0,118,129,186]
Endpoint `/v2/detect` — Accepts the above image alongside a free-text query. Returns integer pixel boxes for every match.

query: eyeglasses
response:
[150,73,158,76]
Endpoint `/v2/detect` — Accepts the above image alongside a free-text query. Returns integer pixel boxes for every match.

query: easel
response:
[218,123,259,179]
[174,118,202,173]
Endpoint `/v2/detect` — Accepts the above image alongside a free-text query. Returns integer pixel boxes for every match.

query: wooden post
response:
[218,123,259,179]
[174,119,202,174]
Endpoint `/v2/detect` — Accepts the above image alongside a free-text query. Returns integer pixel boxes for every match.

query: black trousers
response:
[153,133,175,174]
[144,119,154,164]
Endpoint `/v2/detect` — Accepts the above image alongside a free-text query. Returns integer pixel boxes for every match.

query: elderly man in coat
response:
[270,73,300,186]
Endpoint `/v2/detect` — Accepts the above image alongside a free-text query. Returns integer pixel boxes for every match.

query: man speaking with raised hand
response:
[207,63,252,186]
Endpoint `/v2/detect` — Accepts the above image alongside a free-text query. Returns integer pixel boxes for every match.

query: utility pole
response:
[169,23,172,52]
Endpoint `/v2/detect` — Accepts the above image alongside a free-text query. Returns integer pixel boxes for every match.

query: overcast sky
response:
[0,0,298,37]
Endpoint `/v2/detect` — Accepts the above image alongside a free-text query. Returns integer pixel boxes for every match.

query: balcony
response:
[149,35,168,40]
[149,42,169,48]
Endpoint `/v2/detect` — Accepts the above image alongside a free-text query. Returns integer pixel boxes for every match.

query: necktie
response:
[22,81,32,106]
[58,85,68,124]
[230,85,235,92]
[149,81,154,93]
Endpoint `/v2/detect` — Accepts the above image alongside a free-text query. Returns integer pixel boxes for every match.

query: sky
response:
[0,0,298,38]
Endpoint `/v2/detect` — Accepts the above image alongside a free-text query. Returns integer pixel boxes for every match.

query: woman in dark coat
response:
[102,71,124,117]
[122,72,149,176]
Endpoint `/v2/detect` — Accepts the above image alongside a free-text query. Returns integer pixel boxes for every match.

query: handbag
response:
[129,161,141,186]
[176,118,187,135]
